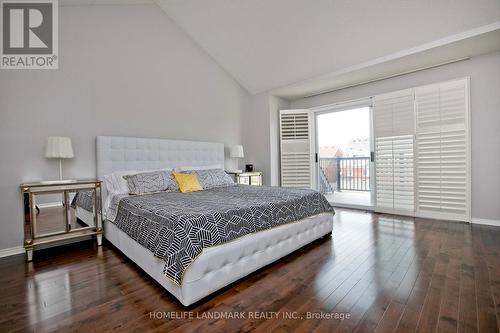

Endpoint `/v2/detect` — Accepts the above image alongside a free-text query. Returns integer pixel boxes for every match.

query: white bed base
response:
[104,212,332,306]
[96,136,333,306]
[75,206,95,227]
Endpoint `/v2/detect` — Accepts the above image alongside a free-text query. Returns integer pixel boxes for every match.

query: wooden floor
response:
[1,209,500,332]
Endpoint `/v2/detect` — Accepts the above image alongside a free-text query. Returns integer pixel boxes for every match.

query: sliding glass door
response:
[306,78,470,220]
[314,105,374,209]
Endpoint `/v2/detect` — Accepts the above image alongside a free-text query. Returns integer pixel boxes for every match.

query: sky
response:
[317,107,370,151]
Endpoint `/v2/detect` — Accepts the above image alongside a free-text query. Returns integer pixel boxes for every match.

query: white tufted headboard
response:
[96,136,225,181]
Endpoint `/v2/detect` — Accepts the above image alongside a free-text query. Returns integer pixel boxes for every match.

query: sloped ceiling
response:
[158,0,500,94]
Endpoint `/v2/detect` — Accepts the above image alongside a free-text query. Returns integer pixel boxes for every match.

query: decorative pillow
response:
[195,169,235,189]
[172,172,203,193]
[123,170,178,195]
[105,169,173,194]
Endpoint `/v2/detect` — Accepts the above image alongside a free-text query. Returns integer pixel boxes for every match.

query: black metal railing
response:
[319,156,370,192]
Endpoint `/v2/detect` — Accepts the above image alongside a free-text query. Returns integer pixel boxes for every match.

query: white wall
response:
[0,4,249,251]
[269,96,290,186]
[242,93,271,184]
[242,93,289,186]
[290,51,500,221]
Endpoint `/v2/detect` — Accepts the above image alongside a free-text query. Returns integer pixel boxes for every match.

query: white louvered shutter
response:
[280,110,312,188]
[415,78,470,222]
[373,89,415,215]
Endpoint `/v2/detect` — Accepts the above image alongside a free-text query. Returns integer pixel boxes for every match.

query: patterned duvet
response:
[110,185,334,285]
[71,190,94,212]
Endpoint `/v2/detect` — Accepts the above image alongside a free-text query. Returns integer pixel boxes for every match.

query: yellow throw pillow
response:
[172,172,203,193]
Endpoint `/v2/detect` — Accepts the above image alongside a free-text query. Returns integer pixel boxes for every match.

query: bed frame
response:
[96,135,333,306]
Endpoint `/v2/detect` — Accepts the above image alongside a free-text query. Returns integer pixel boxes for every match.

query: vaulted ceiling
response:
[158,0,500,94]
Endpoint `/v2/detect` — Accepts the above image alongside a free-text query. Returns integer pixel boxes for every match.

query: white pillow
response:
[174,165,222,172]
[112,170,139,194]
[103,173,116,193]
[103,189,121,216]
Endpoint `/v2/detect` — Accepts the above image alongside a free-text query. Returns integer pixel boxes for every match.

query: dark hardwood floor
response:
[1,209,500,332]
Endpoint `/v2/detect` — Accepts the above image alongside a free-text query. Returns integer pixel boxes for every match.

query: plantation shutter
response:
[279,110,312,188]
[373,89,415,215]
[415,78,470,222]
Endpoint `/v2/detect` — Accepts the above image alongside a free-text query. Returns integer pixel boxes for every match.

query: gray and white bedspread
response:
[70,190,94,212]
[111,185,334,285]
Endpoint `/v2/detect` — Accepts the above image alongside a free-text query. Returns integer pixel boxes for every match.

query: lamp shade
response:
[230,145,244,158]
[45,136,74,159]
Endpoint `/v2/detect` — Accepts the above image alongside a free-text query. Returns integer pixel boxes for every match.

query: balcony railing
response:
[319,156,370,192]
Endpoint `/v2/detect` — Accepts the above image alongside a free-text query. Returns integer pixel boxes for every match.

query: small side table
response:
[233,172,262,186]
[20,179,103,261]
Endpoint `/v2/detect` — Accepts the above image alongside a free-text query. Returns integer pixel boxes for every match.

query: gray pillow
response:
[194,169,235,189]
[123,170,178,195]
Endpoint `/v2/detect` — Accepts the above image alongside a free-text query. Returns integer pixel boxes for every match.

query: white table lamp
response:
[230,145,244,159]
[44,136,74,183]
[229,145,244,173]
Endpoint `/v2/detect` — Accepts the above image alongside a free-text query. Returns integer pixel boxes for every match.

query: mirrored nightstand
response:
[21,179,103,261]
[228,171,262,186]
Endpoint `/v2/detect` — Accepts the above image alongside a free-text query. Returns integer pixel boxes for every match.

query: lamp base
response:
[40,179,76,184]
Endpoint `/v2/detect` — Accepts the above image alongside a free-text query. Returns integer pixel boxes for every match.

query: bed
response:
[97,136,334,306]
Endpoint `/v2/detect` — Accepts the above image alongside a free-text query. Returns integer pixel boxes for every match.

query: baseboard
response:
[331,202,374,211]
[472,218,500,227]
[0,246,24,258]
